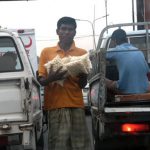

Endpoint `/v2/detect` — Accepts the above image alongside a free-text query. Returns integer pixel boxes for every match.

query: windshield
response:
[0,37,23,72]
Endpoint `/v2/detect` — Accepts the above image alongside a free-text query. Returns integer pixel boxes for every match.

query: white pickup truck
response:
[0,29,43,150]
[89,22,150,150]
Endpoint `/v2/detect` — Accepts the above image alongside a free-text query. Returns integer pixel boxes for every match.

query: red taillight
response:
[121,123,149,132]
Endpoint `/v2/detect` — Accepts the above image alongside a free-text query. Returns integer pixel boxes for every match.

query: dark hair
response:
[111,29,127,45]
[57,16,77,29]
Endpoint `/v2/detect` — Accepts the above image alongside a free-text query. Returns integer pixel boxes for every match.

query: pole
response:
[105,0,108,33]
[132,0,135,30]
[76,15,109,50]
[93,4,96,47]
[76,19,96,50]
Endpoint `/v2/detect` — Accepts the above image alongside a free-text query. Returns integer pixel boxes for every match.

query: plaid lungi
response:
[48,108,92,150]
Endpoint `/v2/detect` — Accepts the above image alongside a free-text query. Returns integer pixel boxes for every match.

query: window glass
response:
[0,37,23,72]
[129,36,147,57]
[108,35,150,58]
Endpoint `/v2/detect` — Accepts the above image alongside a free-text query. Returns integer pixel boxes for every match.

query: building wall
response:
[144,0,150,22]
[136,0,150,29]
[136,0,144,29]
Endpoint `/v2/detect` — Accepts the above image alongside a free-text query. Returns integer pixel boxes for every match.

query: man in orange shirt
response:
[38,16,92,150]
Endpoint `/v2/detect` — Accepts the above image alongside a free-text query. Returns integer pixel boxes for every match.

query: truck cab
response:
[0,29,43,150]
[89,22,150,150]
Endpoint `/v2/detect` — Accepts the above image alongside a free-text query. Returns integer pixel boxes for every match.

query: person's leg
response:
[71,108,92,150]
[48,108,71,150]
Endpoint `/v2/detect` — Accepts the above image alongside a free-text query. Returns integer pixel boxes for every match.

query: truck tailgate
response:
[0,78,27,122]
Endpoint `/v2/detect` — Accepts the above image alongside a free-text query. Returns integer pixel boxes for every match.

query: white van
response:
[0,29,43,150]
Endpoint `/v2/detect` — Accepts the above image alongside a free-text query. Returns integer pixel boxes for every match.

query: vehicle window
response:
[108,35,149,58]
[0,37,23,72]
[129,36,147,57]
[108,38,115,49]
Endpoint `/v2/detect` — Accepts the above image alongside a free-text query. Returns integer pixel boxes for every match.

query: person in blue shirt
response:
[106,28,150,94]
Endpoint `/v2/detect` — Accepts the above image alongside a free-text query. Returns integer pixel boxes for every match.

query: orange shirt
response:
[38,42,87,110]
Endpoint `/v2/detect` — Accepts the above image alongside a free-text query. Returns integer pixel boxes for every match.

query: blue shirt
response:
[106,43,150,94]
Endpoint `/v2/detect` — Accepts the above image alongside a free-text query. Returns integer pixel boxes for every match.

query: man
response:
[106,28,150,94]
[38,17,92,150]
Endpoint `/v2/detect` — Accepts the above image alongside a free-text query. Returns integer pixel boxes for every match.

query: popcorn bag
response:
[66,61,87,77]
[44,53,92,85]
[44,55,68,74]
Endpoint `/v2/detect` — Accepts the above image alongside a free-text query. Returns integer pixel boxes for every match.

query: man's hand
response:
[78,73,88,89]
[48,65,67,82]
[38,66,67,86]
